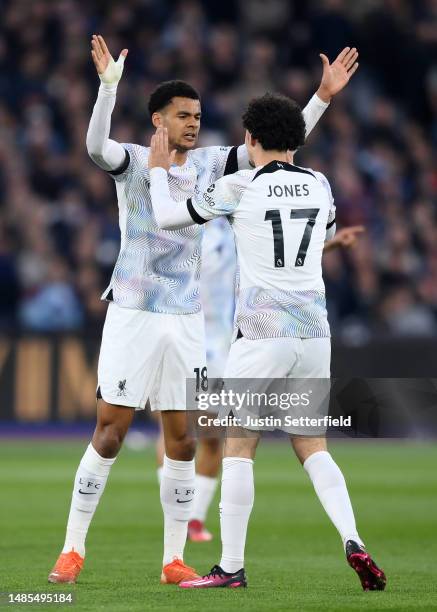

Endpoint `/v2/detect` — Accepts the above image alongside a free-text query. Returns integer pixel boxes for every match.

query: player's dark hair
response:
[242,93,306,151]
[148,80,200,117]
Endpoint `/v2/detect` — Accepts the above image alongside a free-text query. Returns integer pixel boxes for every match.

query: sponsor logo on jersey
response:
[203,192,215,206]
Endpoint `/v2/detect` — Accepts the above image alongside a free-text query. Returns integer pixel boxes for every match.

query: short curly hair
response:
[148,80,200,117]
[242,93,305,151]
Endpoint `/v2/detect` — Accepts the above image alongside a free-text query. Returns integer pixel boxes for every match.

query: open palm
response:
[318,47,359,101]
[91,34,128,84]
[91,34,114,74]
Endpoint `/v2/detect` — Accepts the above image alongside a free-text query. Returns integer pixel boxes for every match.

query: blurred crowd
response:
[0,0,437,340]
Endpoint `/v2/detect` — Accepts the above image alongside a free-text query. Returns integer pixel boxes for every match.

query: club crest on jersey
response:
[117,379,127,397]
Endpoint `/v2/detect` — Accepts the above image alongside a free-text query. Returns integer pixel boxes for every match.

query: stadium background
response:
[1,0,437,420]
[0,2,436,610]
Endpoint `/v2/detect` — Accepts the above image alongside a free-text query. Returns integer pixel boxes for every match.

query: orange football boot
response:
[160,558,200,584]
[48,550,84,584]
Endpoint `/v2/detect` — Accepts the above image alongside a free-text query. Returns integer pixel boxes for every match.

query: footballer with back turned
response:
[147,93,386,591]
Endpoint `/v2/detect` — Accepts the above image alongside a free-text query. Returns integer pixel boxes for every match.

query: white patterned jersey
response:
[200,218,237,376]
[189,160,336,340]
[103,144,243,313]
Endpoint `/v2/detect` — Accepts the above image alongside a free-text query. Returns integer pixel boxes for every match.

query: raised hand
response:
[149,127,176,171]
[91,34,128,85]
[317,47,359,103]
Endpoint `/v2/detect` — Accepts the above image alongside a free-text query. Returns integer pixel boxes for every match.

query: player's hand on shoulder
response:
[91,34,128,85]
[316,47,359,103]
[149,127,176,171]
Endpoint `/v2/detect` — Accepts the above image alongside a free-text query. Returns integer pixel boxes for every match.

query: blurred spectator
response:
[19,257,83,331]
[0,0,436,338]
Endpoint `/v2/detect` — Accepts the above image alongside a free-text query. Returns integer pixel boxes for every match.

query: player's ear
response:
[246,130,258,148]
[151,112,162,128]
[245,130,258,150]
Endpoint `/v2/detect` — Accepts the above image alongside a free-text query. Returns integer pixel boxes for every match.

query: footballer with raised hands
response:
[147,94,386,591]
[48,33,359,586]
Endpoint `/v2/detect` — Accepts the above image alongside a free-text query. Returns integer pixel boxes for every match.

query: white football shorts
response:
[97,302,206,411]
[222,336,331,434]
[224,336,331,379]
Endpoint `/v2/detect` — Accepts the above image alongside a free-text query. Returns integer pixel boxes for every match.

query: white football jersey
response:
[103,144,245,313]
[200,218,237,375]
[189,160,336,339]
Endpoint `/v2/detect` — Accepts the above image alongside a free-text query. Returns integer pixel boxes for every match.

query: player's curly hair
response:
[242,93,306,151]
[148,80,200,116]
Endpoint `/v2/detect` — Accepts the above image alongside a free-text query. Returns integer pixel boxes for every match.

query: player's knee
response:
[292,436,327,465]
[93,424,125,458]
[166,434,196,461]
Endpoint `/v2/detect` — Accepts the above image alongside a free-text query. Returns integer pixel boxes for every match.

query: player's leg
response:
[292,435,386,590]
[216,337,299,579]
[180,430,258,589]
[49,302,160,584]
[48,399,134,583]
[180,335,298,588]
[154,402,222,543]
[290,338,365,547]
[219,431,259,575]
[151,410,164,484]
[158,410,199,583]
[292,435,365,548]
[153,411,220,549]
[290,337,386,590]
[188,436,221,542]
[156,311,207,583]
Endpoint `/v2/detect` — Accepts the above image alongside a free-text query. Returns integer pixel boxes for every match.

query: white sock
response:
[219,457,254,573]
[160,455,195,566]
[190,474,218,522]
[157,466,163,485]
[303,451,364,549]
[62,443,116,558]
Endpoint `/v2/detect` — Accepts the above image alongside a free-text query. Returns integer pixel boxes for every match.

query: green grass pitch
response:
[1,439,436,611]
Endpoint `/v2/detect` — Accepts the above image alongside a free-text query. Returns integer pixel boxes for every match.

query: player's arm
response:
[304,46,359,136]
[235,47,359,170]
[85,34,129,172]
[149,127,239,230]
[324,226,365,252]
